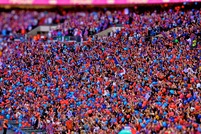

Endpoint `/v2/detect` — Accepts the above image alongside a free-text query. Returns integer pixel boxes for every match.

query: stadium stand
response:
[0,2,201,134]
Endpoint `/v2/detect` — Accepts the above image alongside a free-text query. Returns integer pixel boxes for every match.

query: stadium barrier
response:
[27,25,57,36]
[96,26,123,37]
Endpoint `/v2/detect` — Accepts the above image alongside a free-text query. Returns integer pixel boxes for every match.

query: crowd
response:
[0,10,63,38]
[49,8,192,38]
[0,9,123,39]
[0,7,201,134]
[0,7,200,39]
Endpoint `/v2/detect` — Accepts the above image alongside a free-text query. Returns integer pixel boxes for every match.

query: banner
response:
[0,0,199,5]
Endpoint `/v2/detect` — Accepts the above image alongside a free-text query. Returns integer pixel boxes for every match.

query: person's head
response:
[4,119,8,123]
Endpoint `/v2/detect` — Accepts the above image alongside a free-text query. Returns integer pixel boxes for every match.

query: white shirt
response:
[197,83,201,89]
[93,126,100,133]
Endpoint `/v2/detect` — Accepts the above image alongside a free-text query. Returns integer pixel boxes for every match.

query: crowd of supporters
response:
[0,5,201,134]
